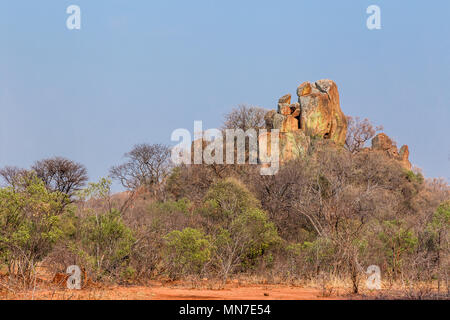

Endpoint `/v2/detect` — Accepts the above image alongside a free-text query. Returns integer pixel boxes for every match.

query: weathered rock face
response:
[398,145,411,170]
[371,133,399,157]
[262,79,348,163]
[297,80,347,145]
[259,130,310,164]
[279,131,310,162]
[371,133,412,170]
[277,94,292,115]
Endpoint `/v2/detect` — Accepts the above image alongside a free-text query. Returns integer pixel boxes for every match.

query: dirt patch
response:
[1,282,340,300]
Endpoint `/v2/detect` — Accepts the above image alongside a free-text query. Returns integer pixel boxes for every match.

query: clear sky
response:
[1,0,449,189]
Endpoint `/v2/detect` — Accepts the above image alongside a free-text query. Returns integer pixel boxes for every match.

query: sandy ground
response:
[1,282,341,300]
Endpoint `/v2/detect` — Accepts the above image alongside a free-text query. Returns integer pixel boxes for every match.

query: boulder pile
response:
[261,79,412,170]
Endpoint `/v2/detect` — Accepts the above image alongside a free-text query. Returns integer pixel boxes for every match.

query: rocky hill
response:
[262,79,412,170]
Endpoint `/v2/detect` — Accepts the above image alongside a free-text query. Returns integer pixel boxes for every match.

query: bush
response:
[123,198,196,280]
[201,178,280,283]
[164,228,212,279]
[378,220,418,279]
[405,170,424,184]
[0,174,68,284]
[48,178,136,281]
[202,177,260,223]
[78,209,135,280]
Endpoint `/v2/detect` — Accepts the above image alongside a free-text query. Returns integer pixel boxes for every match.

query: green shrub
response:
[302,238,336,274]
[405,170,424,184]
[77,209,135,280]
[202,177,259,223]
[202,178,280,282]
[164,227,212,278]
[0,174,68,283]
[68,178,136,280]
[378,220,418,278]
[432,201,450,229]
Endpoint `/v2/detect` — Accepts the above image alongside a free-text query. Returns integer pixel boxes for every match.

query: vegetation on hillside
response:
[0,107,448,298]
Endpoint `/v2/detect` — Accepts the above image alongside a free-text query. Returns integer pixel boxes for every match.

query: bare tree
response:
[0,166,30,189]
[222,104,267,131]
[345,116,383,153]
[32,157,88,200]
[110,143,171,191]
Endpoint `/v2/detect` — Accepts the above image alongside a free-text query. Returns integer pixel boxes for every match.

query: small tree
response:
[32,157,88,201]
[78,209,135,280]
[345,116,383,153]
[0,174,68,285]
[427,201,450,293]
[222,104,267,131]
[110,143,171,190]
[0,166,31,190]
[74,178,135,280]
[378,220,418,280]
[164,228,212,279]
[214,208,279,283]
[110,143,172,208]
[202,178,279,284]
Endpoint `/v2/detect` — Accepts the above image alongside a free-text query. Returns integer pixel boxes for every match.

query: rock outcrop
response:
[263,79,348,163]
[261,79,412,170]
[297,80,347,145]
[371,133,412,170]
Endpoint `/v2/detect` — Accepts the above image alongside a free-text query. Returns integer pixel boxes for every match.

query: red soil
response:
[1,281,340,300]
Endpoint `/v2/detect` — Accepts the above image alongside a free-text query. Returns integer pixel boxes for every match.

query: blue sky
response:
[1,0,449,188]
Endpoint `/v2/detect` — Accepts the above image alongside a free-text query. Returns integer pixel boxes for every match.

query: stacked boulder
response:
[370,133,412,170]
[261,79,412,170]
[262,79,348,162]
